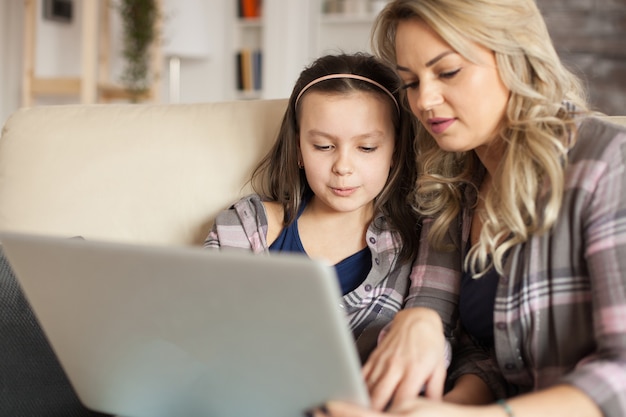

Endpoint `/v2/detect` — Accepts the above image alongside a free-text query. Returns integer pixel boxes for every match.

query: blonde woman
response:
[319,0,626,417]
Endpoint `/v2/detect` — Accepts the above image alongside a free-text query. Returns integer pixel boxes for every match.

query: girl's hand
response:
[362,308,448,410]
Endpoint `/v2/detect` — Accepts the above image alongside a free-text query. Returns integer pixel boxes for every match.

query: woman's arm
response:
[363,218,463,410]
[559,119,626,417]
[363,307,448,410]
[320,384,601,417]
[443,374,493,405]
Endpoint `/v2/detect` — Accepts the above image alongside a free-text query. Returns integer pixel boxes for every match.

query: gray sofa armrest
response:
[0,246,111,416]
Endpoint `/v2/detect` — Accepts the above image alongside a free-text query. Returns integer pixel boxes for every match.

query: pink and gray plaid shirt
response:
[410,116,626,416]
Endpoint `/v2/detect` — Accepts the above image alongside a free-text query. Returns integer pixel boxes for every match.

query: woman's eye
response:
[440,69,461,79]
[401,80,419,90]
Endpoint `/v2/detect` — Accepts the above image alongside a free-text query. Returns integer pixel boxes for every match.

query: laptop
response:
[0,231,369,417]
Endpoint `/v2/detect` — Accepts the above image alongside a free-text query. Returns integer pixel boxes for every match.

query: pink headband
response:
[294,73,400,114]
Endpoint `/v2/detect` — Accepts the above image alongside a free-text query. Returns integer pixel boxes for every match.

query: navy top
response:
[269,201,371,295]
[459,264,500,348]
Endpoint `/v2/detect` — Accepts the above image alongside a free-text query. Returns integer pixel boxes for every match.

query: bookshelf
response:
[21,0,161,106]
[316,0,390,55]
[233,0,263,99]
[227,0,390,101]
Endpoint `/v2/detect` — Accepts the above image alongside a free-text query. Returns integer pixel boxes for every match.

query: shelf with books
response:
[232,0,264,99]
[237,0,262,20]
[316,0,390,56]
[320,0,389,21]
[235,48,263,98]
[224,0,390,101]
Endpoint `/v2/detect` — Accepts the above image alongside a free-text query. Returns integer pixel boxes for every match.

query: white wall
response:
[0,1,24,127]
[0,0,379,126]
[0,0,231,126]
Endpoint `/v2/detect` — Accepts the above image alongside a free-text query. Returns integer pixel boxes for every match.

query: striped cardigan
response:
[204,195,414,363]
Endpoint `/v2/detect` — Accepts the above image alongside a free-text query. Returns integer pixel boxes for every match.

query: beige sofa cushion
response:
[0,101,623,247]
[0,100,287,246]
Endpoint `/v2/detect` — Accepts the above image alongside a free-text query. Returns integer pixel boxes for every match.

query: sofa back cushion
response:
[0,103,623,247]
[0,100,287,246]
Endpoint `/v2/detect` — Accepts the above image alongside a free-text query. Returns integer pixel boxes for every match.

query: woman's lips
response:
[428,118,456,134]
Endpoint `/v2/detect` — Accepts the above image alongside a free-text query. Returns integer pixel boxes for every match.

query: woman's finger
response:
[324,401,387,417]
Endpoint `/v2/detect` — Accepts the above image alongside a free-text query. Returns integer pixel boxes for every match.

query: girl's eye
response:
[440,69,461,79]
[360,146,377,153]
[313,144,332,151]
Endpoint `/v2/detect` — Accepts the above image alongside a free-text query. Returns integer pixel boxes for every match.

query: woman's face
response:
[394,18,510,154]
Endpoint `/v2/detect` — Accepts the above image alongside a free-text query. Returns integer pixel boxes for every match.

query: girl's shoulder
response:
[261,200,285,246]
[262,200,284,221]
[216,194,267,226]
[229,194,285,231]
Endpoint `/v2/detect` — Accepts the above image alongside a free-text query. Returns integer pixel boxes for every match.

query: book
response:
[253,49,262,91]
[240,48,253,91]
[235,51,244,91]
[240,0,261,19]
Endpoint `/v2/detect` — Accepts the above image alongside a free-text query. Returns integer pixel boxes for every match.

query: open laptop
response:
[0,231,369,417]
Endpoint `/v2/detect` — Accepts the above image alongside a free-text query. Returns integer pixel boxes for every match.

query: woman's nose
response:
[415,81,443,113]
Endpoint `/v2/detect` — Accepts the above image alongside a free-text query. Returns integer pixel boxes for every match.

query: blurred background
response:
[0,0,624,126]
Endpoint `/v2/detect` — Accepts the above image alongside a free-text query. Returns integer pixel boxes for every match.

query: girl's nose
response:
[332,152,353,175]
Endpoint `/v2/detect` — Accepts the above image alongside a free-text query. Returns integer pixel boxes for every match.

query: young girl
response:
[204,53,420,363]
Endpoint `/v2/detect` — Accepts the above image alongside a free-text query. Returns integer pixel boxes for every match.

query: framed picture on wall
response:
[43,0,73,23]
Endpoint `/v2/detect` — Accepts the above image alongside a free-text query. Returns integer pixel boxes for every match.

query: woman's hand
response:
[362,307,448,410]
[315,397,483,417]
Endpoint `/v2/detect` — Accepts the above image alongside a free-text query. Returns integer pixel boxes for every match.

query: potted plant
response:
[117,0,159,101]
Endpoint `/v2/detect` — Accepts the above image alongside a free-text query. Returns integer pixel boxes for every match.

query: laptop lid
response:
[0,231,369,417]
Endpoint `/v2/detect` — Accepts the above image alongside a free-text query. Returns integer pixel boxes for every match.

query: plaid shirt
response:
[425,117,626,416]
[204,194,413,363]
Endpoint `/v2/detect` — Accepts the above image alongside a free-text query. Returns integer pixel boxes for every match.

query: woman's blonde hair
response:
[372,0,589,275]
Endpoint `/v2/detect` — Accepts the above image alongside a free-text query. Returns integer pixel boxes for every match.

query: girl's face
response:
[394,18,510,154]
[298,91,395,217]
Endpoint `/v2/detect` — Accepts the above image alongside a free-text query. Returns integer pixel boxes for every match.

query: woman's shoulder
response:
[578,115,626,135]
[570,115,626,161]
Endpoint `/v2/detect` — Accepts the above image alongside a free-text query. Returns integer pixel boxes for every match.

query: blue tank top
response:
[459,262,500,348]
[269,201,371,295]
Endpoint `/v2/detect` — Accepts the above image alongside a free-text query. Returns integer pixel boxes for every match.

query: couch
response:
[0,99,288,245]
[0,99,624,415]
[0,99,287,416]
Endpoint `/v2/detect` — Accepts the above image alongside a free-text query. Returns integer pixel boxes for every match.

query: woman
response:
[327,0,626,416]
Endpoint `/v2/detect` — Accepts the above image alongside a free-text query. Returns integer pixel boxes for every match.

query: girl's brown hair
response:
[251,53,419,262]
